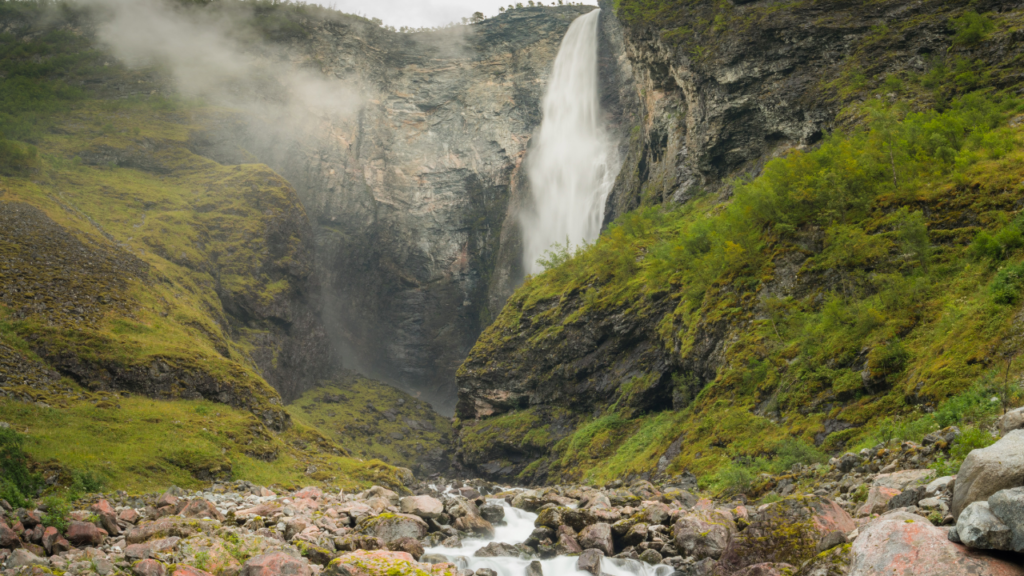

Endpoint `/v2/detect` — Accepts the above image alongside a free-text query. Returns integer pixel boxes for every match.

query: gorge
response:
[3,0,1024,574]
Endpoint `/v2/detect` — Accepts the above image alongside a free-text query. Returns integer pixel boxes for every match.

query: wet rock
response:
[526,560,543,576]
[453,513,494,539]
[474,542,519,557]
[479,502,505,524]
[952,430,1024,520]
[849,511,1024,576]
[577,548,603,574]
[623,522,648,547]
[578,522,613,556]
[956,501,1012,550]
[399,496,443,519]
[988,486,1024,552]
[638,548,662,565]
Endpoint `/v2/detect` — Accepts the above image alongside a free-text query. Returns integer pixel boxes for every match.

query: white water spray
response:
[521,9,621,275]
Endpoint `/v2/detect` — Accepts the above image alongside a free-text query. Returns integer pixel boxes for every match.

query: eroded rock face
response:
[199,6,635,414]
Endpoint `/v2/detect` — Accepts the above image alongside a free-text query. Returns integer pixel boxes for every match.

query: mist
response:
[76,0,363,125]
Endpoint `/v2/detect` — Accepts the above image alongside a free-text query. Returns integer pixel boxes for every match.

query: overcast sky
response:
[324,0,582,29]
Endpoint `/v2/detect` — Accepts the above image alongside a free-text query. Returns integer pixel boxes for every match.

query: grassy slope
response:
[287,375,454,473]
[0,2,413,493]
[459,5,1024,490]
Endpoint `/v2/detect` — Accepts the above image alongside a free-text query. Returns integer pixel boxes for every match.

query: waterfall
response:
[520,9,621,276]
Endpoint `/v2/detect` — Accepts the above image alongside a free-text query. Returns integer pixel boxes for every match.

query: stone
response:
[957,501,1012,550]
[554,531,582,555]
[925,476,955,497]
[240,553,312,576]
[475,570,497,576]
[526,560,543,576]
[857,486,901,516]
[154,492,179,509]
[6,549,46,569]
[120,509,141,524]
[91,500,121,536]
[126,517,212,544]
[793,544,850,576]
[578,523,613,556]
[453,513,494,539]
[479,502,505,524]
[474,542,519,557]
[718,496,854,573]
[40,526,58,555]
[849,511,1024,576]
[622,522,648,547]
[576,549,603,575]
[23,543,45,558]
[987,487,1024,552]
[398,496,443,519]
[360,513,428,543]
[133,559,167,576]
[887,485,926,510]
[386,537,424,560]
[94,557,116,576]
[66,521,107,546]
[0,521,19,549]
[816,530,848,553]
[998,407,1024,436]
[638,548,662,565]
[294,487,322,500]
[180,500,226,521]
[952,429,1024,520]
[365,486,399,506]
[673,510,736,561]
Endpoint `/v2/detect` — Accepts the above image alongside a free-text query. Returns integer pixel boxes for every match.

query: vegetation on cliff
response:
[458,3,1024,489]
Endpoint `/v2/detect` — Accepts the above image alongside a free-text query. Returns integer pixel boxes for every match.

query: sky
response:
[324,0,575,29]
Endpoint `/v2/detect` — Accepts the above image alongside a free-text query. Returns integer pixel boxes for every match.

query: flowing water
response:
[423,498,675,576]
[520,9,622,275]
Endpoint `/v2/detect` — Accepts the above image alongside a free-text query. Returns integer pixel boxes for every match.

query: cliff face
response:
[455,0,1024,484]
[206,6,640,414]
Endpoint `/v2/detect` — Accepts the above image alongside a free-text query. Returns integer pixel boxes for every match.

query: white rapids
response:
[520,8,622,275]
[423,498,675,576]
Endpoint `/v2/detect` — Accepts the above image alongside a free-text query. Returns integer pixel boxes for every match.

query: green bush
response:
[41,494,71,533]
[991,261,1024,305]
[0,137,39,175]
[770,438,827,473]
[0,428,38,508]
[950,11,996,46]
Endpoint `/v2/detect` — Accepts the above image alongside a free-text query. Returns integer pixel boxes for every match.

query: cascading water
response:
[423,497,674,576]
[520,9,621,275]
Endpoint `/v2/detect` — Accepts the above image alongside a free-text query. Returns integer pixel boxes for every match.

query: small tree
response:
[470,11,484,23]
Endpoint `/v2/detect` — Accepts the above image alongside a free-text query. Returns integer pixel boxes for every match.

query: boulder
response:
[240,553,312,576]
[874,469,936,491]
[576,548,603,575]
[41,526,59,555]
[0,521,20,549]
[180,500,225,521]
[386,537,424,560]
[479,502,505,524]
[793,544,850,576]
[66,521,107,546]
[988,487,1024,552]
[925,476,955,498]
[526,560,543,576]
[91,499,121,536]
[622,522,648,547]
[957,501,1012,550]
[398,496,443,519]
[638,549,663,565]
[673,510,737,561]
[133,559,167,576]
[120,509,141,524]
[998,407,1024,436]
[453,513,494,539]
[578,523,613,556]
[849,511,1024,576]
[473,542,519,557]
[857,486,900,516]
[294,487,322,500]
[952,430,1024,519]
[554,529,582,555]
[5,549,46,569]
[360,513,428,543]
[364,486,399,506]
[125,536,182,560]
[717,496,854,573]
[126,517,213,544]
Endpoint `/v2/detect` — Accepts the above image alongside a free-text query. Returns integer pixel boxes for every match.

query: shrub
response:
[770,438,827,473]
[41,494,71,532]
[991,261,1024,305]
[949,11,996,46]
[0,428,38,508]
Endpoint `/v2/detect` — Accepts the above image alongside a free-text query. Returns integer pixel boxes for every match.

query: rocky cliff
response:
[206,5,641,414]
[455,0,1024,484]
